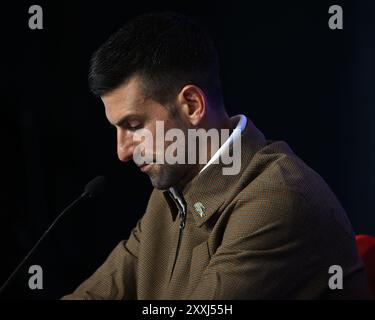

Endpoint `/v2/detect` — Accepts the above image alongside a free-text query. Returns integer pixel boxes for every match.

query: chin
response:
[148,163,187,190]
[149,178,173,190]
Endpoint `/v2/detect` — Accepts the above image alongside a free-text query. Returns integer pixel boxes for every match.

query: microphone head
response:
[83,175,106,198]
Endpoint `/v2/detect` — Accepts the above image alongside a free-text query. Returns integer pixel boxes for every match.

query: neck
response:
[202,110,234,164]
[176,110,234,192]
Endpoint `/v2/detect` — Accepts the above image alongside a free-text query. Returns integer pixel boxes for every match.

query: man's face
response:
[102,76,193,190]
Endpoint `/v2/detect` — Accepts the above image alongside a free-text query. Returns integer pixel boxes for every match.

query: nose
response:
[116,128,134,162]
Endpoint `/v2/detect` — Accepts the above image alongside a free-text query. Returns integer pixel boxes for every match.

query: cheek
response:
[143,116,186,156]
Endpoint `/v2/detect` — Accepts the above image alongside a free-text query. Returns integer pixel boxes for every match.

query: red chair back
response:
[356,234,375,296]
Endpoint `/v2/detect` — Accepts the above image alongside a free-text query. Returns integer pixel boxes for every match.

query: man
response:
[62,12,372,299]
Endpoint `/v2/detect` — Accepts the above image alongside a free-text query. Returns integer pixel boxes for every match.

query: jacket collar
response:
[163,117,266,227]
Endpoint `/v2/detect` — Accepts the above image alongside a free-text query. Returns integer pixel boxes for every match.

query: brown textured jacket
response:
[62,118,371,299]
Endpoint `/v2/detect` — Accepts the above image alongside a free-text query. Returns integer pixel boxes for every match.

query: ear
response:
[177,85,206,126]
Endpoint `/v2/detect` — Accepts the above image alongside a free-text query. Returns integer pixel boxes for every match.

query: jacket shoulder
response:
[234,140,355,239]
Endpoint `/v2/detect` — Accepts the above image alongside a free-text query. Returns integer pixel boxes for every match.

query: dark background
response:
[0,0,374,299]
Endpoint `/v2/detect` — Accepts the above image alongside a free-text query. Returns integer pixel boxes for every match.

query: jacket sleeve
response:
[188,187,331,299]
[61,219,142,300]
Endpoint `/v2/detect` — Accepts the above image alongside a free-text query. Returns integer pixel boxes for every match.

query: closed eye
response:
[128,124,143,131]
[108,122,143,131]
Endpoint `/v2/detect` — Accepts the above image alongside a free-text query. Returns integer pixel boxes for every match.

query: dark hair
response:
[88,12,223,107]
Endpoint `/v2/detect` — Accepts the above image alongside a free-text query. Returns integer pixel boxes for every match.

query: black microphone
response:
[0,175,106,296]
